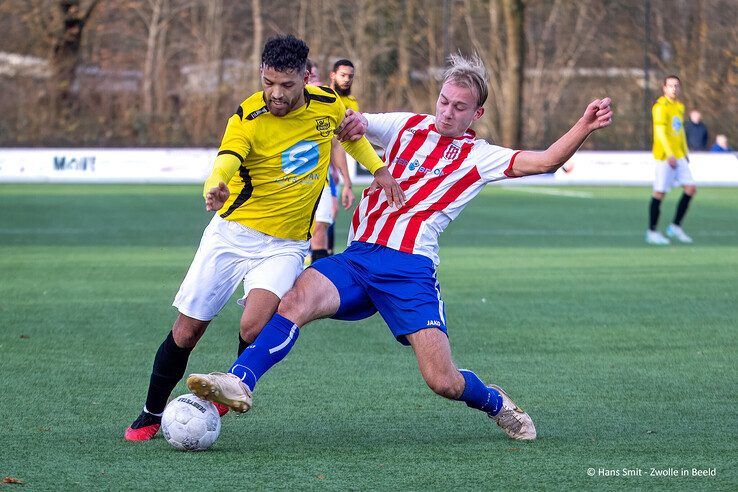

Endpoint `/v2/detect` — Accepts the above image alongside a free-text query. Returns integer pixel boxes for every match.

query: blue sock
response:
[457,369,503,416]
[228,313,299,391]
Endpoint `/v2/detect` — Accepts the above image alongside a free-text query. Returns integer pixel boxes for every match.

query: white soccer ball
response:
[161,393,221,451]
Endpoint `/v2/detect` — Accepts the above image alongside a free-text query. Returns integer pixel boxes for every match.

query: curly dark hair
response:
[261,35,309,73]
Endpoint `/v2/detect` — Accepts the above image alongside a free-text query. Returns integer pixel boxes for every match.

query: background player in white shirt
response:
[187,53,612,441]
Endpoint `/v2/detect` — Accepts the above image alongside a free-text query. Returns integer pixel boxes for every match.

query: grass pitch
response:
[1,184,736,490]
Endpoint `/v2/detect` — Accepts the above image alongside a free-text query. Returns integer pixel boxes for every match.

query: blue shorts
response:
[310,241,447,345]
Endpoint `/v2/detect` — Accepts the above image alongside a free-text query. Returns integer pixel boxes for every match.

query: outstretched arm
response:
[508,98,613,177]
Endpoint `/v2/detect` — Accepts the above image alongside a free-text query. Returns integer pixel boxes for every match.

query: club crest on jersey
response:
[281,140,320,175]
[315,117,332,137]
[444,144,461,160]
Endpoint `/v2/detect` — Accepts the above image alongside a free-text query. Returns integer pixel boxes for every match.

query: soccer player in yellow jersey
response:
[646,75,696,245]
[305,59,355,264]
[312,58,361,259]
[125,35,404,441]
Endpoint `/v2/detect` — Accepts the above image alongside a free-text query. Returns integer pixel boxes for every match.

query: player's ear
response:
[474,107,485,121]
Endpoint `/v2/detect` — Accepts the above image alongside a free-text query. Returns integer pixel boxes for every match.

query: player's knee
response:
[277,287,310,323]
[238,318,262,343]
[685,186,697,196]
[424,372,464,400]
[172,316,208,348]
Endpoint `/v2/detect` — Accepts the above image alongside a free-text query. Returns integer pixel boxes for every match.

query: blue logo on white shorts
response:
[282,140,319,175]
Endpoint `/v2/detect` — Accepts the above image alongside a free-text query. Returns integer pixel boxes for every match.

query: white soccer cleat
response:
[488,385,537,441]
[645,230,670,245]
[666,224,693,243]
[186,372,253,413]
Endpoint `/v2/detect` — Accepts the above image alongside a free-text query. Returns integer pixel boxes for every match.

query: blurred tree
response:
[46,0,101,129]
[0,0,735,149]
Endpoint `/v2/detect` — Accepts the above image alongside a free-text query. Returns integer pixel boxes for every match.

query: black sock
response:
[311,249,329,263]
[327,223,335,254]
[649,197,662,230]
[238,334,250,357]
[673,193,693,226]
[144,331,193,415]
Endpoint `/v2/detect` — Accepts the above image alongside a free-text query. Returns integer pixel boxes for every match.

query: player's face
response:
[261,66,308,117]
[663,78,680,100]
[331,65,354,93]
[435,82,484,138]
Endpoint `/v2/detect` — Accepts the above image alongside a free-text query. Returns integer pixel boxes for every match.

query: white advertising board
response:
[0,148,736,185]
[541,151,738,186]
[0,148,215,183]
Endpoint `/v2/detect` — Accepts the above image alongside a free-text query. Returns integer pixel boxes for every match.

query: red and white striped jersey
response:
[349,112,520,265]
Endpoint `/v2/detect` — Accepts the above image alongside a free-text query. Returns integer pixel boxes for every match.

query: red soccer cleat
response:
[124,411,162,441]
[213,401,230,417]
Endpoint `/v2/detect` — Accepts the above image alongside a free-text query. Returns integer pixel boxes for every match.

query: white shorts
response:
[653,157,695,193]
[173,215,309,321]
[314,186,334,225]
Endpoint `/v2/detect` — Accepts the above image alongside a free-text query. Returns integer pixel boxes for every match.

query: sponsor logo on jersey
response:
[282,140,320,175]
[671,116,683,132]
[315,117,332,137]
[407,158,445,177]
[426,320,442,327]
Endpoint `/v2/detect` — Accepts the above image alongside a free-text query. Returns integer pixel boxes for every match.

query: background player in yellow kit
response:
[646,75,696,245]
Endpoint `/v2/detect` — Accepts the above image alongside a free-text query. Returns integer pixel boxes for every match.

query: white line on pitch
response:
[454,229,737,237]
[500,187,595,198]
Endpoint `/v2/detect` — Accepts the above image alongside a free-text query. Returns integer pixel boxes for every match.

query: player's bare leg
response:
[407,328,536,440]
[238,288,282,347]
[276,268,341,326]
[309,221,330,264]
[407,328,465,399]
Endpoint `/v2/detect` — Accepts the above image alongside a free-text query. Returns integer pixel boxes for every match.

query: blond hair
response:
[443,53,489,107]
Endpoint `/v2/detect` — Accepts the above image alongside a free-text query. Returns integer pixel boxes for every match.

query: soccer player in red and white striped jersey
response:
[187,53,612,441]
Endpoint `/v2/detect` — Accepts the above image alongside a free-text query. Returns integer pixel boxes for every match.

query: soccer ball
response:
[161,393,221,451]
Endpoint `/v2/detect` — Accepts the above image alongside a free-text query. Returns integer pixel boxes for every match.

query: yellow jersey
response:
[204,85,384,240]
[339,94,360,112]
[652,95,688,160]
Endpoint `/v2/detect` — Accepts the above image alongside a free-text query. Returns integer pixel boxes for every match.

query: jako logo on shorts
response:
[282,140,319,175]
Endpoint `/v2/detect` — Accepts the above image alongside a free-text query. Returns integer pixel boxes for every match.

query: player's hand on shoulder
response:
[335,109,368,142]
[372,167,406,208]
[582,97,613,131]
[205,181,229,212]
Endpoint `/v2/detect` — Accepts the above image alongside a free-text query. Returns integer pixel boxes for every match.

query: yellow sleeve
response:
[340,137,386,174]
[203,112,251,197]
[203,153,241,197]
[652,104,675,158]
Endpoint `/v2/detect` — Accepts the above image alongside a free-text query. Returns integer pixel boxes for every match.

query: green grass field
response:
[1,184,736,490]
